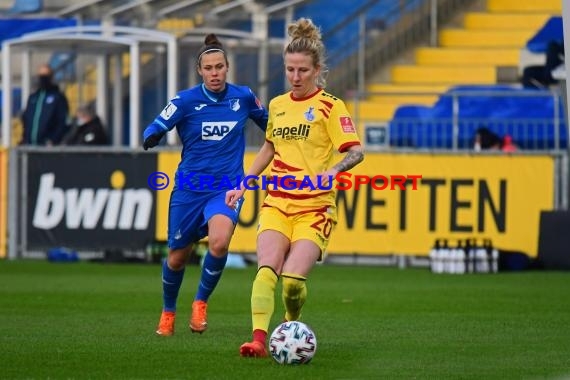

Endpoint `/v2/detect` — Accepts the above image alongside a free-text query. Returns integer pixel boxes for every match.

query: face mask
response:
[38,74,52,88]
[77,117,89,126]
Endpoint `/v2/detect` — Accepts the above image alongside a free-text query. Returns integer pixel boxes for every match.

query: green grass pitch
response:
[0,260,569,379]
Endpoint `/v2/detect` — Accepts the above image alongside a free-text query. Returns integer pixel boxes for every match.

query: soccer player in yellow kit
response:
[226,17,364,358]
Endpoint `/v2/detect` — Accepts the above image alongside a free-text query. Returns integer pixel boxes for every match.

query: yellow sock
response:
[251,266,278,333]
[281,273,307,321]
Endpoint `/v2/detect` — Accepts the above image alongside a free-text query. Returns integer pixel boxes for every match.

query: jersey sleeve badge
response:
[160,102,178,120]
[339,116,356,133]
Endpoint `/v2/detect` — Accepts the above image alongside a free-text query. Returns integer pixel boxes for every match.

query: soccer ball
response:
[269,321,317,364]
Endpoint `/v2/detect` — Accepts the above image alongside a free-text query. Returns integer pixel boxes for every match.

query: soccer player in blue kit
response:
[143,34,268,336]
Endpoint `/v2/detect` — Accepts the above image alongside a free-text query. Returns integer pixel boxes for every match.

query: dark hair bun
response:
[204,33,223,48]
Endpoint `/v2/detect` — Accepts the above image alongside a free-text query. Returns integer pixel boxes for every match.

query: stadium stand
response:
[384,0,564,150]
[389,84,567,150]
[2,0,565,151]
[382,0,559,106]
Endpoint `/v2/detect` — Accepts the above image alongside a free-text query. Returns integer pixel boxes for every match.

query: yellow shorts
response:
[257,205,337,260]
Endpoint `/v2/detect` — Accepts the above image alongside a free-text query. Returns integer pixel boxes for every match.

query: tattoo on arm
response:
[333,149,364,172]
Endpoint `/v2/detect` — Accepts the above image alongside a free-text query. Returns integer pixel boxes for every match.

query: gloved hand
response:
[143,134,161,150]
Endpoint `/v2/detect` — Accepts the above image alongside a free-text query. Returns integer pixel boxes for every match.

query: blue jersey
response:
[144,83,268,191]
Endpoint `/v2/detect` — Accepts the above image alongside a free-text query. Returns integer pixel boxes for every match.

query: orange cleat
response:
[239,341,268,358]
[189,300,208,333]
[156,311,176,336]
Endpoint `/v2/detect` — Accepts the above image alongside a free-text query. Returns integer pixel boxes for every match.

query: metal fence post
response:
[560,152,568,210]
[430,0,438,47]
[7,148,18,259]
[554,91,560,151]
[452,92,459,150]
[358,13,366,96]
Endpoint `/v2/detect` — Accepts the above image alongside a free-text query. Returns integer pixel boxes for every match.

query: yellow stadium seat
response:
[367,94,439,106]
[464,13,552,30]
[439,29,536,48]
[415,47,520,66]
[367,84,450,94]
[486,0,561,13]
[391,66,496,85]
[346,101,400,121]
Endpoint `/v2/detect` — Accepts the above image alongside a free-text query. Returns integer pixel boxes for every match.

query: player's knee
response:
[168,255,186,271]
[282,275,306,300]
[207,236,230,257]
[167,248,189,270]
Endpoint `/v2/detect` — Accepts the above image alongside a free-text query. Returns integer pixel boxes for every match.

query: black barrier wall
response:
[25,151,156,250]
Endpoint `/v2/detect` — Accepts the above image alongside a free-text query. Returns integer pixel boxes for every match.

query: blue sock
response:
[195,251,227,302]
[162,259,185,312]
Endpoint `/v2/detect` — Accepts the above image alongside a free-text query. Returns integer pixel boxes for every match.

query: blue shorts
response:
[168,189,244,250]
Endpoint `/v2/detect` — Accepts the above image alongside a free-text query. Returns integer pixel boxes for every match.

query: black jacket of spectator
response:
[64,116,109,145]
[522,40,565,89]
[21,82,69,145]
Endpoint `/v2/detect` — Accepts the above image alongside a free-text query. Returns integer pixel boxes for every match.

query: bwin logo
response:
[32,172,153,230]
[202,121,238,141]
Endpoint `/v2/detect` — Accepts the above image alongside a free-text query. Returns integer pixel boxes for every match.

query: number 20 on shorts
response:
[310,212,333,238]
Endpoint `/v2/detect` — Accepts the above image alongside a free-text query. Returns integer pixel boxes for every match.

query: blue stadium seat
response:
[390,85,567,150]
[0,88,23,119]
[526,16,563,54]
[0,18,77,44]
[8,0,42,14]
[293,0,424,68]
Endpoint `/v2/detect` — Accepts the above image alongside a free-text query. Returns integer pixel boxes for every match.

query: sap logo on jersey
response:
[202,121,238,141]
[32,173,152,230]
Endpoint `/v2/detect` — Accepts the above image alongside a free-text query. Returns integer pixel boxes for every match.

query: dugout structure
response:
[1,25,178,148]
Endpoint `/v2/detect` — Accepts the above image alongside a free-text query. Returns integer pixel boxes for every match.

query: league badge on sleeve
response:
[339,116,356,133]
[160,102,177,120]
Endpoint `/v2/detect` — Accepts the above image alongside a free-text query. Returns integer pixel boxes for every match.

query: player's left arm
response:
[143,94,186,150]
[318,99,364,185]
[318,145,364,187]
[332,145,364,173]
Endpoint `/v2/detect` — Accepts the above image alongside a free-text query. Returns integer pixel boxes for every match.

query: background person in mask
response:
[21,64,70,145]
[63,104,108,145]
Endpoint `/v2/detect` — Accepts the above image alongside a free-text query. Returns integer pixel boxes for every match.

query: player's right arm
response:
[142,94,186,150]
[226,140,275,207]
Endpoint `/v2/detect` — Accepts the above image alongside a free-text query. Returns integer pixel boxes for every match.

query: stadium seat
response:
[368,0,561,127]
[389,84,567,150]
[391,66,496,85]
[486,0,561,13]
[438,29,535,48]
[463,12,552,30]
[525,16,563,54]
[293,0,419,67]
[8,0,42,14]
[0,18,77,45]
[415,47,520,66]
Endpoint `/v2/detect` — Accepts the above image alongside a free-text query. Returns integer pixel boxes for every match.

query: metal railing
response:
[352,88,568,152]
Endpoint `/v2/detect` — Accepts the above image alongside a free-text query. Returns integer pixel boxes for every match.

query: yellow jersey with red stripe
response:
[264,89,361,214]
